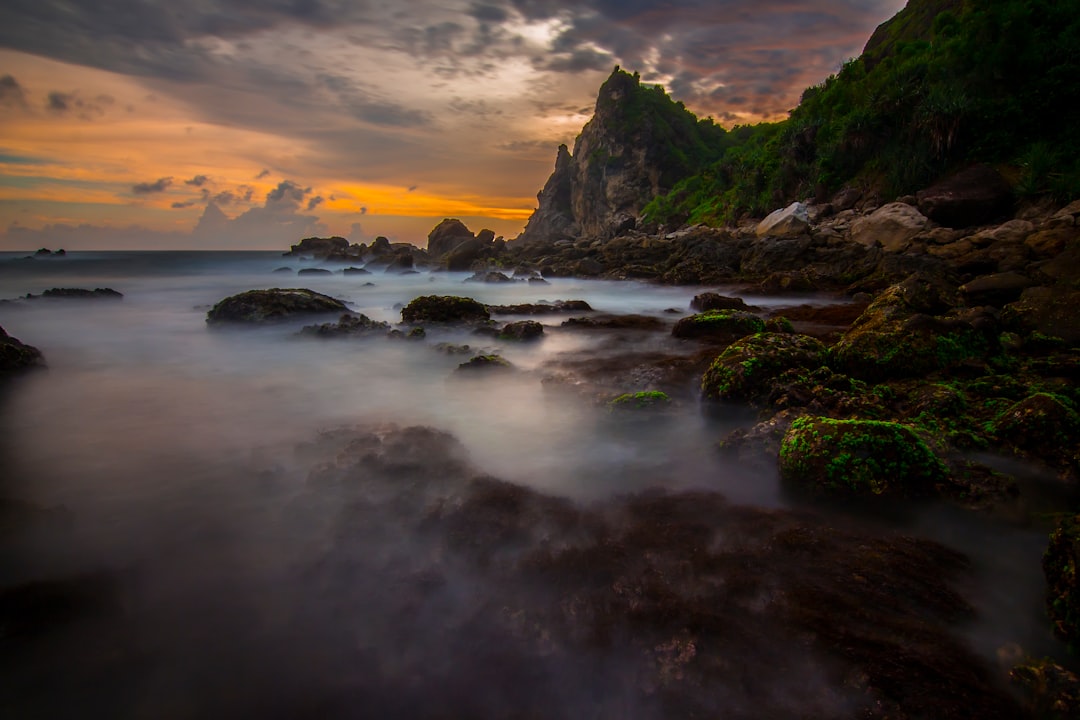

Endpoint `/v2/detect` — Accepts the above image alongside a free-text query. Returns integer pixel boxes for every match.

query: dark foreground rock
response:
[300,313,391,338]
[671,309,765,341]
[401,295,490,324]
[205,288,348,325]
[1044,514,1080,646]
[497,320,544,342]
[487,300,592,315]
[0,325,44,373]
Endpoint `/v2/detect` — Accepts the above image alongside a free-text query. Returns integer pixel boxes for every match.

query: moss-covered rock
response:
[829,280,997,381]
[764,316,794,334]
[401,295,490,324]
[701,332,825,403]
[993,393,1080,470]
[672,309,764,341]
[0,324,45,374]
[498,320,544,341]
[779,416,948,497]
[608,390,671,411]
[299,313,390,337]
[455,354,513,373]
[1044,514,1080,646]
[205,288,348,324]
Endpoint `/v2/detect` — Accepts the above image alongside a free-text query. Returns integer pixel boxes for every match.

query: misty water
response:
[0,251,1071,717]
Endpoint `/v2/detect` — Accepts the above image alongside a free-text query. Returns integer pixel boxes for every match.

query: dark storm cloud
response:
[468,3,510,22]
[132,177,173,194]
[317,73,432,128]
[544,47,614,73]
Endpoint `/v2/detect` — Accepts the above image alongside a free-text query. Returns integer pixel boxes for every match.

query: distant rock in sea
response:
[205,288,349,325]
[298,268,332,276]
[25,288,123,300]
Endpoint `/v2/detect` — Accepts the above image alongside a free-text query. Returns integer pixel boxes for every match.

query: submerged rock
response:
[497,320,544,342]
[689,292,749,312]
[487,300,592,315]
[607,390,671,411]
[401,295,490,324]
[299,313,391,338]
[779,416,948,497]
[0,324,45,374]
[205,288,348,325]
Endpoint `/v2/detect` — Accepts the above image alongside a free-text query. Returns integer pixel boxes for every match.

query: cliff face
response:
[516,69,726,245]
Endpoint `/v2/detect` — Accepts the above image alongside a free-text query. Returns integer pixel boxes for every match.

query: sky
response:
[0,0,907,250]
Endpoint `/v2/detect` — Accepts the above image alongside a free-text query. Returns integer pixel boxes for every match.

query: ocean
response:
[0,250,1068,717]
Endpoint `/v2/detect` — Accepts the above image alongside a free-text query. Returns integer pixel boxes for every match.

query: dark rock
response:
[1,324,45,373]
[273,267,294,273]
[487,300,593,315]
[690,292,748,312]
[959,272,1033,307]
[832,187,862,211]
[284,236,356,260]
[426,218,476,257]
[464,270,513,283]
[1044,514,1080,645]
[32,288,123,300]
[370,236,391,254]
[401,295,490,324]
[1011,657,1080,720]
[455,354,513,373]
[607,390,671,411]
[671,310,764,341]
[779,416,948,497]
[445,238,487,271]
[916,164,1014,228]
[1002,287,1080,346]
[701,333,825,403]
[498,320,544,342]
[562,314,666,330]
[993,393,1080,470]
[205,288,348,325]
[34,248,52,256]
[342,266,371,275]
[384,251,415,273]
[299,313,391,338]
[297,268,333,275]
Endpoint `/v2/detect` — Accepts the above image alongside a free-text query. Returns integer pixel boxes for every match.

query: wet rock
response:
[465,270,514,283]
[959,272,1034,307]
[1011,657,1080,720]
[562,314,666,330]
[993,393,1080,471]
[401,295,490,324]
[701,333,825,403]
[607,390,671,411]
[1044,514,1080,645]
[1,324,45,374]
[205,288,348,325]
[343,266,371,275]
[1002,287,1080,346]
[297,268,333,276]
[850,203,929,252]
[689,292,748,312]
[487,300,592,315]
[32,287,123,299]
[671,310,764,341]
[779,416,948,497]
[426,218,476,258]
[284,236,362,261]
[455,354,513,373]
[498,320,544,342]
[755,201,809,237]
[299,313,391,338]
[916,164,1013,228]
[1025,226,1077,258]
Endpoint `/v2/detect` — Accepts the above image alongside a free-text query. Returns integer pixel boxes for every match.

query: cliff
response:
[515,69,727,245]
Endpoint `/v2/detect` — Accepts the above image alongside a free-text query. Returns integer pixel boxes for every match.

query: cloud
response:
[45,89,115,119]
[306,195,324,210]
[185,174,210,186]
[171,199,200,208]
[132,177,173,194]
[0,74,27,108]
[255,169,271,179]
[359,206,368,215]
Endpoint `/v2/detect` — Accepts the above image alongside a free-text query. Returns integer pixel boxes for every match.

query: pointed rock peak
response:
[555,143,572,167]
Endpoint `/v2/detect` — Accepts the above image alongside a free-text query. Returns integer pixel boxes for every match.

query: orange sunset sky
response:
[0,1,906,250]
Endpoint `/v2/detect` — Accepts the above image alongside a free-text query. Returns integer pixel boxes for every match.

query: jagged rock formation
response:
[515,68,726,246]
[425,219,503,270]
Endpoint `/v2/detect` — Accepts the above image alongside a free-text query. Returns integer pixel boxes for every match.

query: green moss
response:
[1044,514,1080,647]
[608,391,672,411]
[701,332,825,403]
[672,309,765,340]
[779,416,948,497]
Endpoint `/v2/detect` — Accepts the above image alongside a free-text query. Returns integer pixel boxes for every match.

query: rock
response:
[671,310,765,341]
[968,219,1034,246]
[205,288,348,325]
[1002,287,1080,345]
[401,295,490,324]
[959,272,1034,307]
[284,236,353,260]
[33,287,123,299]
[445,238,488,271]
[299,313,391,338]
[1044,514,1080,645]
[573,258,605,276]
[273,267,294,274]
[487,300,593,315]
[850,202,929,252]
[701,333,825,403]
[690,292,748,312]
[0,324,45,373]
[1025,226,1076,258]
[497,320,544,341]
[464,270,513,283]
[756,202,809,237]
[993,393,1080,470]
[297,268,333,275]
[34,247,52,256]
[426,218,476,257]
[384,250,416,273]
[342,266,371,275]
[831,187,862,212]
[1011,657,1080,719]
[916,164,1013,228]
[607,391,671,411]
[455,354,513,373]
[779,416,948,497]
[561,314,666,330]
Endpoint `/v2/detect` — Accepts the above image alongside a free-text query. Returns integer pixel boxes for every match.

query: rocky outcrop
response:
[284,236,364,261]
[756,202,809,237]
[25,288,122,300]
[299,313,391,338]
[205,288,348,324]
[514,68,725,245]
[850,202,929,252]
[1,325,45,373]
[916,164,1013,228]
[425,219,501,270]
[400,296,490,324]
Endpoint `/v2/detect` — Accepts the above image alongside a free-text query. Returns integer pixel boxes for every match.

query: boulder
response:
[561,314,666,330]
[487,300,592,315]
[779,416,948,497]
[205,288,348,325]
[401,295,490,324]
[993,393,1080,469]
[756,202,809,237]
[701,333,825,403]
[850,203,929,252]
[0,324,45,373]
[285,236,351,259]
[916,164,1013,228]
[342,266,371,275]
[497,320,544,342]
[426,219,476,258]
[967,219,1034,246]
[671,310,765,341]
[690,292,749,312]
[1044,514,1080,645]
[464,270,513,283]
[299,313,391,338]
[297,268,332,276]
[959,272,1034,307]
[1002,287,1080,345]
[455,354,513,373]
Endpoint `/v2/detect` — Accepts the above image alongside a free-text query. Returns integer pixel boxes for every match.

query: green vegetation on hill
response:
[643,0,1080,227]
